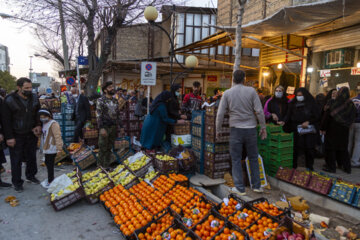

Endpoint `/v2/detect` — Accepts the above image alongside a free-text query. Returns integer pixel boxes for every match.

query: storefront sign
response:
[320,69,331,77]
[351,67,360,75]
[207,75,218,82]
[336,82,350,90]
[141,62,157,86]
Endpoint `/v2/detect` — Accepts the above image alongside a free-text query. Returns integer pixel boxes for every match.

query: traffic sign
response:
[141,62,156,86]
[46,88,52,94]
[66,77,75,86]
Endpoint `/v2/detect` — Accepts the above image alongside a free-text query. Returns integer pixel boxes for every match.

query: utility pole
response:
[58,0,70,72]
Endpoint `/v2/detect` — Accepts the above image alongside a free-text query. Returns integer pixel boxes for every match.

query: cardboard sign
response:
[320,69,331,77]
[336,82,350,90]
[351,67,360,75]
[245,155,268,188]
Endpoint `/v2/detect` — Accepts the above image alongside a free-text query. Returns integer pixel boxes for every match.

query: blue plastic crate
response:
[328,181,357,205]
[193,149,204,174]
[191,110,205,125]
[352,188,360,208]
[191,136,202,152]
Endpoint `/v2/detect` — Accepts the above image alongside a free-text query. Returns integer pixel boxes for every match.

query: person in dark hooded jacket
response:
[284,88,320,170]
[320,87,356,173]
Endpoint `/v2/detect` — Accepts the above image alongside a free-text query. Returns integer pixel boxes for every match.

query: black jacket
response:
[167,96,181,120]
[2,91,40,139]
[284,100,320,132]
[73,94,91,123]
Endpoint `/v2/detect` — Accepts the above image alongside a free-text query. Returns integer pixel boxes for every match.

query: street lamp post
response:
[144,6,198,85]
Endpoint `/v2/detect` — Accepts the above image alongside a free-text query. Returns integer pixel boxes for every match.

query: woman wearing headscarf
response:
[140,91,185,150]
[284,88,320,170]
[320,87,356,173]
[263,85,288,125]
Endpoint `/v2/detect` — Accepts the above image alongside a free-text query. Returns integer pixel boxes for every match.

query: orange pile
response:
[166,185,194,211]
[217,198,240,217]
[152,175,176,194]
[181,195,213,228]
[228,208,261,229]
[169,173,188,182]
[215,228,245,240]
[253,202,283,217]
[137,212,174,240]
[100,185,152,236]
[129,181,170,216]
[245,216,279,240]
[161,227,191,240]
[193,215,225,240]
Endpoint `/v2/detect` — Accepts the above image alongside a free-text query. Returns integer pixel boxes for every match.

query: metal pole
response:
[147,86,150,114]
[29,56,33,81]
[76,57,81,93]
[58,0,70,71]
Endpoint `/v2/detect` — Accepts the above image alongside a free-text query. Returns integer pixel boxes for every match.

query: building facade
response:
[0,44,10,72]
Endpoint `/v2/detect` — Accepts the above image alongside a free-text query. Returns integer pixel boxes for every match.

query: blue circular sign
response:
[46,88,52,94]
[145,64,152,71]
[66,77,75,86]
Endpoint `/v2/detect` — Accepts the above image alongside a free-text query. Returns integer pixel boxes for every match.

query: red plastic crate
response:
[275,167,294,182]
[306,175,333,195]
[290,170,311,188]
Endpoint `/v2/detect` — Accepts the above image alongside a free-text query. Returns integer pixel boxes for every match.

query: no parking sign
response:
[141,62,156,86]
[66,77,76,86]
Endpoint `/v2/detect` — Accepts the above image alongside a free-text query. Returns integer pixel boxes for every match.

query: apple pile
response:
[276,231,304,240]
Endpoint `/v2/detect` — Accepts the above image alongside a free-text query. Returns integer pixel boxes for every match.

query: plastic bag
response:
[47,174,73,194]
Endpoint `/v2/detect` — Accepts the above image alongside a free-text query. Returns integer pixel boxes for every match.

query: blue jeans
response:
[229,128,261,191]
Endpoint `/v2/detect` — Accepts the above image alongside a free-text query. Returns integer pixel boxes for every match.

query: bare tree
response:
[233,0,247,72]
[8,0,171,96]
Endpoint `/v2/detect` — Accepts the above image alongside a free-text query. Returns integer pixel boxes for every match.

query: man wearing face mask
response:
[182,81,203,119]
[96,81,122,167]
[263,85,288,125]
[2,78,41,192]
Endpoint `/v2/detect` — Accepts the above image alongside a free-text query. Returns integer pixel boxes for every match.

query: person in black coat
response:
[264,85,288,125]
[284,88,320,170]
[72,88,91,143]
[320,87,356,174]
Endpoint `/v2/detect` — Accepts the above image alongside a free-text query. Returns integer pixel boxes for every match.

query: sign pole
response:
[76,57,81,93]
[147,86,150,114]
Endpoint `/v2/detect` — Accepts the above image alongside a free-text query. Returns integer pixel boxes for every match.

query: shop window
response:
[242,48,251,56]
[327,50,342,65]
[344,50,352,65]
[252,48,260,57]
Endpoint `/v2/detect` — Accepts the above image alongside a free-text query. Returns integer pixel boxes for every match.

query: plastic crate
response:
[191,125,203,137]
[174,121,191,135]
[269,132,293,141]
[204,168,229,179]
[275,167,295,182]
[191,110,205,125]
[265,124,283,134]
[352,189,360,208]
[290,170,311,188]
[204,157,230,171]
[328,181,357,205]
[270,153,293,161]
[72,147,98,171]
[204,142,229,153]
[205,132,229,143]
[270,147,293,155]
[204,151,231,162]
[248,197,288,219]
[307,175,333,195]
[154,154,179,174]
[191,136,202,152]
[269,139,293,148]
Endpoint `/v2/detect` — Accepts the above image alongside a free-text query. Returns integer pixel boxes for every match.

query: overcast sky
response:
[0,0,218,80]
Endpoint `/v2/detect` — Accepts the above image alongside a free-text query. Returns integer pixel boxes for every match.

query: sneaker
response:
[0,181,12,188]
[230,187,246,196]
[14,185,24,192]
[26,177,40,184]
[253,188,264,193]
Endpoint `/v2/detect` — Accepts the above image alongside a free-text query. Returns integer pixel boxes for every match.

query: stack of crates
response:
[191,110,205,173]
[258,124,293,177]
[203,106,231,179]
[84,105,99,148]
[61,103,76,145]
[119,102,142,139]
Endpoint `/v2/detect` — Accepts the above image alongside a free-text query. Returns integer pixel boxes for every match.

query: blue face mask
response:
[175,92,180,97]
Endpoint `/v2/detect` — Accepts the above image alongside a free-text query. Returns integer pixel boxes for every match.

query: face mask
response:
[275,92,283,98]
[22,90,32,97]
[73,94,78,98]
[175,92,180,97]
[296,96,304,102]
[108,90,116,95]
[40,117,50,123]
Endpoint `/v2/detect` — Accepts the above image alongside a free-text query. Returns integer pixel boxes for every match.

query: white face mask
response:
[73,94,78,98]
[296,96,304,102]
[274,92,283,98]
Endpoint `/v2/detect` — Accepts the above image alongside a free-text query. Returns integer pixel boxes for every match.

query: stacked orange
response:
[193,215,225,240]
[228,208,261,229]
[214,228,245,240]
[161,228,192,240]
[152,175,176,194]
[169,173,188,182]
[188,188,203,197]
[253,202,283,217]
[217,198,240,217]
[181,195,213,228]
[100,185,152,237]
[166,185,194,210]
[137,213,174,240]
[129,181,171,216]
[245,216,279,240]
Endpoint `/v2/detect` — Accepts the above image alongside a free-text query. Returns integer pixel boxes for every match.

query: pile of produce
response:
[81,168,111,196]
[49,171,82,201]
[124,152,151,172]
[155,154,176,161]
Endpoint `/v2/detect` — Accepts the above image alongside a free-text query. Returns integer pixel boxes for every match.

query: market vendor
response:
[182,81,202,119]
[140,91,185,151]
[96,81,123,167]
